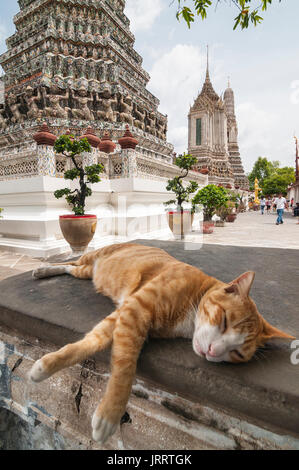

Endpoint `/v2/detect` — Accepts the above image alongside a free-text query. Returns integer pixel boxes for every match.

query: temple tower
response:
[188,52,248,189]
[224,81,249,189]
[0,0,172,156]
[188,55,234,187]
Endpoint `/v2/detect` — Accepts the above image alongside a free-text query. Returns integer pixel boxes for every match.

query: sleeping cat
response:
[29,242,294,445]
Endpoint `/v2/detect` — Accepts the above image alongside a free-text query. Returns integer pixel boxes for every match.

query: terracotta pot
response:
[167,211,192,239]
[202,220,214,234]
[226,214,237,223]
[59,215,97,253]
[215,220,225,227]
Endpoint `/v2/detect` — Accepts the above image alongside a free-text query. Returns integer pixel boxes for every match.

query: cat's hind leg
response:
[29,310,118,383]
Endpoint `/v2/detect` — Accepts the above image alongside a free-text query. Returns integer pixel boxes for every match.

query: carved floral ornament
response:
[33,122,57,146]
[97,131,116,154]
[118,125,138,150]
[80,126,101,148]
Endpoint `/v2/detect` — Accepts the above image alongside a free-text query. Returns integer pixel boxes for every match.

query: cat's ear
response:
[259,319,295,343]
[224,271,255,298]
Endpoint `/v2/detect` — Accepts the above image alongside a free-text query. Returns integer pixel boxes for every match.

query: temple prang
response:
[0,0,172,156]
[188,56,249,190]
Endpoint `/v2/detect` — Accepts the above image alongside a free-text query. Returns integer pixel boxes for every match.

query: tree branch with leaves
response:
[176,0,281,30]
[54,135,104,216]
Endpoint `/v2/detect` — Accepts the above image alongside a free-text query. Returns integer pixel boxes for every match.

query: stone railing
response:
[108,151,207,185]
[55,149,109,180]
[0,142,39,180]
[0,144,206,186]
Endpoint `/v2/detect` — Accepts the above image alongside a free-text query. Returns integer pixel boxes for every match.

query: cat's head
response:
[192,272,295,363]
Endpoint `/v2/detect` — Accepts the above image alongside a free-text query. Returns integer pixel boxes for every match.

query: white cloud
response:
[0,23,7,51]
[146,43,293,171]
[125,0,164,33]
[0,23,7,79]
[236,102,280,172]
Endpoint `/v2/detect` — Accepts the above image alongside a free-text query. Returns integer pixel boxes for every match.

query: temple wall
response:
[0,145,207,257]
[1,327,298,450]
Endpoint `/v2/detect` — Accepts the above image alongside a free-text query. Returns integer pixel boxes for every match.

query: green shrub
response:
[192,184,229,221]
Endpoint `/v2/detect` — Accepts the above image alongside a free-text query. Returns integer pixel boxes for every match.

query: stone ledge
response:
[1,328,299,450]
[0,240,298,443]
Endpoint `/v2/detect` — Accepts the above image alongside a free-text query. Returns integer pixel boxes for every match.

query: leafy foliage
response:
[176,0,280,30]
[164,153,198,211]
[248,157,295,196]
[53,135,104,216]
[192,184,230,220]
[248,157,273,189]
[0,208,3,219]
[262,171,295,196]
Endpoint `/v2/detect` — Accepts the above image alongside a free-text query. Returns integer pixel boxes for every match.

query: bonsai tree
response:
[164,153,198,213]
[216,204,232,222]
[228,190,242,211]
[54,134,104,216]
[192,184,229,221]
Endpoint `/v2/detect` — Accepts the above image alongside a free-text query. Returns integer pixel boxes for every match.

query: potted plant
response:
[54,134,104,254]
[192,184,229,233]
[248,195,255,211]
[237,192,246,213]
[0,208,3,218]
[225,201,237,222]
[164,153,198,239]
[215,205,231,226]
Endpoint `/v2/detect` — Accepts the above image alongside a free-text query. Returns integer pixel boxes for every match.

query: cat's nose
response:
[208,344,218,357]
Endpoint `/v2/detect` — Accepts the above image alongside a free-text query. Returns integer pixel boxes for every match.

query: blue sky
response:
[1,0,298,172]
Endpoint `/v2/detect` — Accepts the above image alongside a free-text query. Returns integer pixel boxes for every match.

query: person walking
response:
[274,193,287,225]
[266,197,271,214]
[260,197,266,215]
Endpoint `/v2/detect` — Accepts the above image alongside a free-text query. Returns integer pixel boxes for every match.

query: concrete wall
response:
[1,326,298,450]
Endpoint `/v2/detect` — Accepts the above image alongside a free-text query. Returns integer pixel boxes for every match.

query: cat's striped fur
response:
[30,243,294,444]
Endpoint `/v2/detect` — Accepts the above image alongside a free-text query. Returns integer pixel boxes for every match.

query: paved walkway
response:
[0,210,297,281]
[198,210,299,250]
[0,252,43,281]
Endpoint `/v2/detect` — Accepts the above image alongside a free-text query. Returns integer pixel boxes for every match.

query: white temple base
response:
[0,175,199,258]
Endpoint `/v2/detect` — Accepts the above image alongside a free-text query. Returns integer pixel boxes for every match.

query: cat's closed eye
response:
[222,314,227,334]
[231,349,244,360]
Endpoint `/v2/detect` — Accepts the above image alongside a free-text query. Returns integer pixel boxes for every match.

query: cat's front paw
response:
[92,410,118,445]
[29,358,51,383]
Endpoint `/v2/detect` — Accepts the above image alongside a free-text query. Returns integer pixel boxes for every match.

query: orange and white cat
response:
[30,243,294,445]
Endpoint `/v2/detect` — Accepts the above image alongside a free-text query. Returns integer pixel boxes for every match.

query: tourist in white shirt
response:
[260,197,266,215]
[274,193,287,225]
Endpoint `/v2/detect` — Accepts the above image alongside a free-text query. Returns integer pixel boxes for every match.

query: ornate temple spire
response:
[206,45,210,80]
[197,45,219,103]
